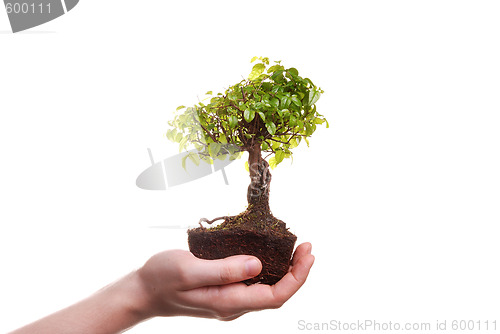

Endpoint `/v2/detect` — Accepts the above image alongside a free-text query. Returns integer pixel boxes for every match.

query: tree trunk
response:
[247,144,272,212]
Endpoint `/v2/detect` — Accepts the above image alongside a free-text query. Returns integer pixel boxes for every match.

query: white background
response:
[1,1,499,333]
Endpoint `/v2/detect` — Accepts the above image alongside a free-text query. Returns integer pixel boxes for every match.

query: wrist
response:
[118,270,157,322]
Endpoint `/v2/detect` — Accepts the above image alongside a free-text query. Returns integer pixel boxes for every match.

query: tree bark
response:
[247,144,272,212]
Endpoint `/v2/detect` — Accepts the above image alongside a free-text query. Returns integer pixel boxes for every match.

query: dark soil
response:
[188,204,297,285]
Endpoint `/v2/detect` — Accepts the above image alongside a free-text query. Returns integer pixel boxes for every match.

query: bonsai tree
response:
[167,57,328,284]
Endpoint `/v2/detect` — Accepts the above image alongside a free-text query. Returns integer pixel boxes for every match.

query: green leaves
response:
[288,68,299,77]
[248,63,266,81]
[181,152,200,170]
[244,108,256,122]
[269,98,280,109]
[258,111,266,122]
[291,95,302,107]
[265,122,276,135]
[269,148,289,169]
[275,149,285,164]
[267,64,285,73]
[313,117,326,125]
[166,129,176,141]
[179,136,188,152]
[189,152,200,165]
[229,115,238,128]
[280,95,291,108]
[209,143,221,157]
[305,123,314,136]
[271,70,285,83]
[308,89,321,106]
[251,56,269,65]
[167,57,328,172]
[269,156,278,169]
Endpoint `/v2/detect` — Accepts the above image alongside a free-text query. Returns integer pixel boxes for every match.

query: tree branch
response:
[194,115,218,143]
[268,138,289,144]
[263,140,275,156]
[229,102,243,113]
[264,152,274,159]
[241,87,246,102]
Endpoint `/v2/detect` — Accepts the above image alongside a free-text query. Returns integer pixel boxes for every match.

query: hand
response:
[136,242,315,321]
[8,243,314,334]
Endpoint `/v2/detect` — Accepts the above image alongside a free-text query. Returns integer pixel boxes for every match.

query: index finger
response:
[270,250,315,305]
[234,242,315,309]
[228,249,315,310]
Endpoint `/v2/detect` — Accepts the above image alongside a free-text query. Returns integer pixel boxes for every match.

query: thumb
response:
[184,255,262,288]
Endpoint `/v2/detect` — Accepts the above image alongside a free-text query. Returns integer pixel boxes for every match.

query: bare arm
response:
[9,271,151,334]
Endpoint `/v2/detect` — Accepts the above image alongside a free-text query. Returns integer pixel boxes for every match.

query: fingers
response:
[181,255,262,289]
[180,242,314,315]
[291,242,313,267]
[140,245,313,320]
[270,242,314,303]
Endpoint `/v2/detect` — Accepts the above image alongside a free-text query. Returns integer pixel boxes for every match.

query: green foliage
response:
[167,57,328,167]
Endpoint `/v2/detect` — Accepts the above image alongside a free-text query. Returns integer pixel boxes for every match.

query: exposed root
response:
[198,216,228,228]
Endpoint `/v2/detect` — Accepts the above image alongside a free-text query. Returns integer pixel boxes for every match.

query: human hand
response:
[8,243,313,334]
[135,242,315,321]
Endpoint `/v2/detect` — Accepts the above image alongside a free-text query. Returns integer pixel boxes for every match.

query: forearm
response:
[9,271,153,334]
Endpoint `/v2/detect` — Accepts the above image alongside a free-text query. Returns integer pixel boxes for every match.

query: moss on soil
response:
[200,203,293,238]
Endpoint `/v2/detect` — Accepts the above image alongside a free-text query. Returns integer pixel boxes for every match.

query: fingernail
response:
[245,258,261,276]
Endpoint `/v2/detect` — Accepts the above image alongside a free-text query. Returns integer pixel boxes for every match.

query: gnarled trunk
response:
[247,145,271,212]
[189,144,297,286]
